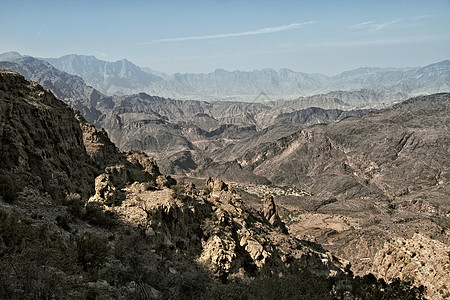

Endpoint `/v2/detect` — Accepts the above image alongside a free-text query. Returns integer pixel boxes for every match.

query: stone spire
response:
[263,193,287,233]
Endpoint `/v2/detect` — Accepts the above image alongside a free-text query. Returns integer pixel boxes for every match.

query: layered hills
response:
[43,54,450,103]
[1,70,430,299]
[0,56,371,175]
[232,93,450,300]
[2,51,449,103]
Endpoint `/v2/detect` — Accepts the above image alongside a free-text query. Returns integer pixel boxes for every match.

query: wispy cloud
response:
[412,14,433,20]
[349,19,402,32]
[349,21,375,29]
[33,26,44,41]
[140,22,314,45]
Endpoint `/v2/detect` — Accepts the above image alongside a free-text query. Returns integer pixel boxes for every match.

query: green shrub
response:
[351,274,426,300]
[75,233,109,280]
[63,193,84,218]
[0,174,19,203]
[56,214,72,231]
[246,269,332,300]
[0,209,80,299]
[83,202,117,228]
[0,210,35,256]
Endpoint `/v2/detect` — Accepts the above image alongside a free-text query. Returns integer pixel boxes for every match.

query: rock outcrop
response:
[263,193,287,233]
[372,234,450,300]
[114,177,344,282]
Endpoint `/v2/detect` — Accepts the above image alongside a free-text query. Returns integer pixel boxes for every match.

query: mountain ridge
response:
[1,52,448,102]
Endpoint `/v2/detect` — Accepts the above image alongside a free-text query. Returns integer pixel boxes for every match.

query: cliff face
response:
[0,70,97,200]
[0,70,162,201]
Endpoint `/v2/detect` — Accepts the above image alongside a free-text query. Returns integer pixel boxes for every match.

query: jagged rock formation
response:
[263,193,287,232]
[115,177,343,283]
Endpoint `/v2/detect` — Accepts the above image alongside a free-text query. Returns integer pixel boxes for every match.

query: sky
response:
[1,0,450,75]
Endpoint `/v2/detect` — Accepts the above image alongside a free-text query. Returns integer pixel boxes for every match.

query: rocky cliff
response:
[0,70,97,200]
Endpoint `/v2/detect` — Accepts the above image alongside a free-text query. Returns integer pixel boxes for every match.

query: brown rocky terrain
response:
[372,234,450,300]
[1,70,429,299]
[227,93,450,300]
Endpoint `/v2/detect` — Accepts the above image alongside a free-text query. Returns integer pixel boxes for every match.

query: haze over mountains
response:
[2,51,449,104]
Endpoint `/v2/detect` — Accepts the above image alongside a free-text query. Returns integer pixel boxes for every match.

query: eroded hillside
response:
[230,93,450,300]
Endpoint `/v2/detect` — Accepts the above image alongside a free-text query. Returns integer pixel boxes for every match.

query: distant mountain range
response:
[1,51,448,103]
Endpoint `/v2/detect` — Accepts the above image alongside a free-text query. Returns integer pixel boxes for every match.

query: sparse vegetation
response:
[83,201,117,228]
[63,192,84,218]
[63,193,117,229]
[0,174,19,203]
[75,233,109,280]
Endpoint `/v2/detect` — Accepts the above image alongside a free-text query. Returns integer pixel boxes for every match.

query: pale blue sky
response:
[1,0,450,75]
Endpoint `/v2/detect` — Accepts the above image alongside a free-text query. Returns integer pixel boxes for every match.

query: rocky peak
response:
[206,177,229,193]
[263,193,287,233]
